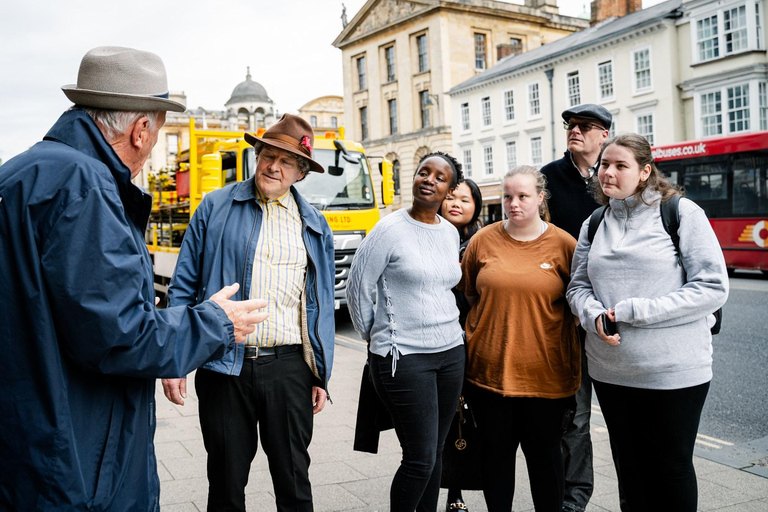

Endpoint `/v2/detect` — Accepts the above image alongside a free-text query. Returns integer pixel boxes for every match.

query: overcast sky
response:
[0,0,663,162]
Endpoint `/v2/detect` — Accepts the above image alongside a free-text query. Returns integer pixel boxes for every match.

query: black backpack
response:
[587,195,723,335]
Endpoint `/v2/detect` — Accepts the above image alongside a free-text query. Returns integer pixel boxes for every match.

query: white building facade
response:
[448,0,767,210]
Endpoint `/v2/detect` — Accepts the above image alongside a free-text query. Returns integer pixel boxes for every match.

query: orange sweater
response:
[459,222,580,398]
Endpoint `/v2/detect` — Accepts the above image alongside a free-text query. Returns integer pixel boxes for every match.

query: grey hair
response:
[502,165,551,222]
[252,141,311,179]
[75,107,162,142]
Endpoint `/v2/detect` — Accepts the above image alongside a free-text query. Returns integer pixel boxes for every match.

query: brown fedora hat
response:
[244,114,324,173]
[62,46,185,112]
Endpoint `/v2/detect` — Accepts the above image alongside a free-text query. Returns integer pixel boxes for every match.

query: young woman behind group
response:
[459,166,580,512]
[439,179,483,511]
[347,152,466,512]
[567,133,728,511]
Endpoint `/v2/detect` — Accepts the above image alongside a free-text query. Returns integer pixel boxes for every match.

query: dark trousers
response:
[593,380,710,512]
[196,348,315,512]
[561,331,593,511]
[369,346,465,512]
[470,384,574,512]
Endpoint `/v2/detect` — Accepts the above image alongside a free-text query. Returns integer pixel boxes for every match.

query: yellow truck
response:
[146,118,395,309]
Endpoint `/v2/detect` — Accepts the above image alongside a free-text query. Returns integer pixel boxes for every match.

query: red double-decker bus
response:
[652,131,768,274]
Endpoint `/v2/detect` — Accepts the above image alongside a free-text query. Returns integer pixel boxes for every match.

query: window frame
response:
[356,55,367,91]
[691,0,765,64]
[597,60,615,102]
[503,88,515,124]
[481,96,492,128]
[483,144,494,176]
[528,82,542,119]
[388,98,398,135]
[416,33,429,73]
[474,32,487,70]
[385,45,397,83]
[460,102,470,131]
[359,106,368,141]
[566,70,581,107]
[635,109,655,145]
[530,136,542,166]
[631,47,653,95]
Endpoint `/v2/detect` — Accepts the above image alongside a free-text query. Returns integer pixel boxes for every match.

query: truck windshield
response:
[294,148,376,210]
[243,147,376,210]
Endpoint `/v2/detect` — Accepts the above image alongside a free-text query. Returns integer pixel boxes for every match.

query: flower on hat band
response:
[299,136,312,154]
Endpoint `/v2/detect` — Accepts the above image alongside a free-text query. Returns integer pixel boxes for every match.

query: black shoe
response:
[446,497,468,511]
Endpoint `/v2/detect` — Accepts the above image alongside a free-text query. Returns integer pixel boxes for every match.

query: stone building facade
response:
[298,95,345,136]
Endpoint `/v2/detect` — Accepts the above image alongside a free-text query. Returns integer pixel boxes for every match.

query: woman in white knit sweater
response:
[567,133,728,511]
[347,152,466,512]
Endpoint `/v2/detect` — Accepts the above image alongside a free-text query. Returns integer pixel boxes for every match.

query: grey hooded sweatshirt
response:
[566,189,728,390]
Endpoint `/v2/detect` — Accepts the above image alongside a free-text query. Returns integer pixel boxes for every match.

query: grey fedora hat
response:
[62,46,185,112]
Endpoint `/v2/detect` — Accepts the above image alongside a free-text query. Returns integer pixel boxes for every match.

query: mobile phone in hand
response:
[601,314,618,336]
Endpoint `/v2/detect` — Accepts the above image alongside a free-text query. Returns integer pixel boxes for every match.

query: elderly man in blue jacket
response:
[161,114,336,512]
[0,47,268,511]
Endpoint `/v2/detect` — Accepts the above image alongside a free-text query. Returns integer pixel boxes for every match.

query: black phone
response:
[601,314,618,336]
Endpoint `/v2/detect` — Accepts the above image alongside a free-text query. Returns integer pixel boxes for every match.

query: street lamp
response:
[425,94,440,108]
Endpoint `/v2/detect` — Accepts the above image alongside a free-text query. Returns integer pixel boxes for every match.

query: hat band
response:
[153,92,170,99]
[262,132,311,156]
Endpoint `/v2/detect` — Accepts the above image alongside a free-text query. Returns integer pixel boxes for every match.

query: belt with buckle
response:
[243,344,301,359]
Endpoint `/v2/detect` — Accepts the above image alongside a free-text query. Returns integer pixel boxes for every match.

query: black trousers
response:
[593,379,710,512]
[196,348,315,512]
[470,384,575,512]
[369,346,465,512]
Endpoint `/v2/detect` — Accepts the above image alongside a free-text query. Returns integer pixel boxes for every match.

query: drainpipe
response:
[545,68,555,161]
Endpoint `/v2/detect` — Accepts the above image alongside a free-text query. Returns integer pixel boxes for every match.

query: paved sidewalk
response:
[155,341,768,511]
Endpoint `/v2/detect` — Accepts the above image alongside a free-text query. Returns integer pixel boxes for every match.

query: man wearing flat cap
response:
[540,103,611,512]
[0,47,268,511]
[162,113,335,511]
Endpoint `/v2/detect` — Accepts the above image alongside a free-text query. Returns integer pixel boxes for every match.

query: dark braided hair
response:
[416,151,464,189]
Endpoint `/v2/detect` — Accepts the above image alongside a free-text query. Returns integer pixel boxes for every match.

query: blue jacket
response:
[167,177,336,388]
[0,110,237,511]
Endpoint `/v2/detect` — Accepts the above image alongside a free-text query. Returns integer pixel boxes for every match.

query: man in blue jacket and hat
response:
[0,46,268,511]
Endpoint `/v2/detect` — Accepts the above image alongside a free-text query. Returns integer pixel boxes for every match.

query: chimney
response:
[497,41,524,60]
[590,0,643,26]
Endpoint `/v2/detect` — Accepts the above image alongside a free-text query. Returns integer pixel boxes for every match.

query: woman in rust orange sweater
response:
[459,166,580,512]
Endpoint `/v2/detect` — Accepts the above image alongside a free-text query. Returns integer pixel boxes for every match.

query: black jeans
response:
[369,346,465,512]
[196,348,315,512]
[561,330,594,512]
[593,379,710,512]
[470,384,575,512]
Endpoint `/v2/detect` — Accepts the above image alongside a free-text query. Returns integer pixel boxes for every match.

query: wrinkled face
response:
[255,146,305,199]
[566,117,608,157]
[502,174,543,227]
[441,182,476,229]
[412,156,454,207]
[598,143,651,200]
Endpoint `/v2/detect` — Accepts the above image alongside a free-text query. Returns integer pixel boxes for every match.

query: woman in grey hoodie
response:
[567,133,728,511]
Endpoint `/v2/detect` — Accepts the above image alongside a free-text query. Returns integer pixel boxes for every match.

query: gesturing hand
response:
[209,283,269,343]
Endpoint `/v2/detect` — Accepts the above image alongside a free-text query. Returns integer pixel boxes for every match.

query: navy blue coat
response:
[0,110,236,511]
[167,177,335,388]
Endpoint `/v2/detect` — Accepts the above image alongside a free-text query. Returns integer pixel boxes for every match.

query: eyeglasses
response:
[563,121,606,132]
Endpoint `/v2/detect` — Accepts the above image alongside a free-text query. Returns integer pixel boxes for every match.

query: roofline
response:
[449,2,682,96]
[332,0,588,49]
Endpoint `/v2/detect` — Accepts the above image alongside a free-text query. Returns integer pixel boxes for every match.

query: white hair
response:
[76,107,161,142]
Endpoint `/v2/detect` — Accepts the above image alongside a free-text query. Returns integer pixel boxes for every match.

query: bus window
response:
[683,163,727,201]
[733,156,768,215]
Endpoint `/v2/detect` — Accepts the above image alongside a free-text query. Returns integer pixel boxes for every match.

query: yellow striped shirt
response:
[246,187,307,347]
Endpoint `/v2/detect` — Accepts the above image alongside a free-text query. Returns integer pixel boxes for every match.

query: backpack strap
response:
[587,205,608,245]
[660,195,682,266]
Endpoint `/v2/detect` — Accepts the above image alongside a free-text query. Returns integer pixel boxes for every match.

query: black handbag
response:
[440,393,484,490]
